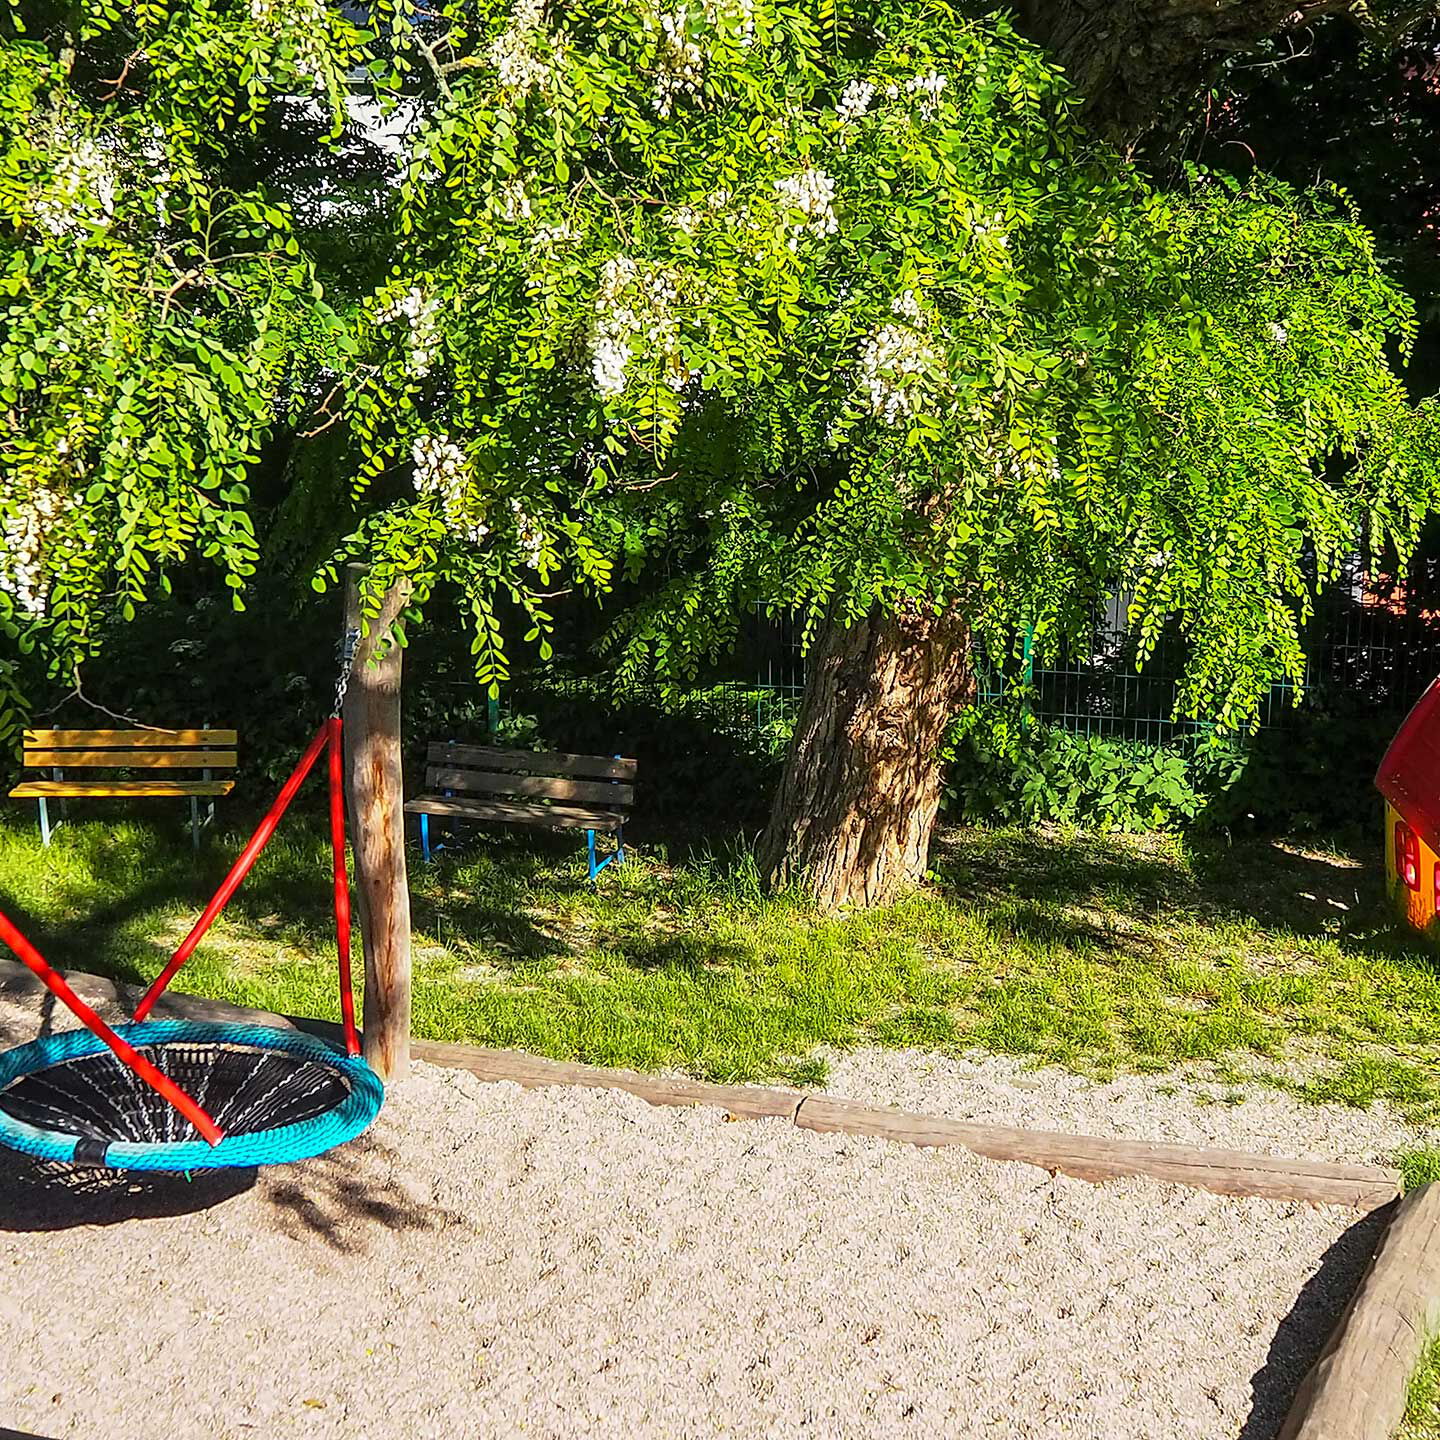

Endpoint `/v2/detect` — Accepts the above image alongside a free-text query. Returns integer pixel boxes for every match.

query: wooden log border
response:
[414,1043,1399,1211]
[1278,1183,1440,1440]
[0,959,1404,1213]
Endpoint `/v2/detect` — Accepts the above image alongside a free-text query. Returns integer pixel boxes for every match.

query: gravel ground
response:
[0,996,1384,1440]
[818,1047,1437,1166]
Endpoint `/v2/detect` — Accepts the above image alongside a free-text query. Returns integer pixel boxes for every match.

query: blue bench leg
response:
[421,811,433,864]
[37,798,51,848]
[587,827,626,882]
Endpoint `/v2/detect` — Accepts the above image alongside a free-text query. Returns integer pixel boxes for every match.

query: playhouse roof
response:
[1377,675,1440,856]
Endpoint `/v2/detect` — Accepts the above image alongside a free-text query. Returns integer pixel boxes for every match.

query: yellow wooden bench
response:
[11,729,238,849]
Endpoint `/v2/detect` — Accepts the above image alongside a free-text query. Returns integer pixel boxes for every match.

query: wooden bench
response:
[10,729,238,849]
[405,742,636,879]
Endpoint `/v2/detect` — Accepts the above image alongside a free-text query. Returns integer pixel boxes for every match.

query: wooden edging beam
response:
[1278,1182,1440,1439]
[410,1040,1402,1212]
[0,960,1404,1212]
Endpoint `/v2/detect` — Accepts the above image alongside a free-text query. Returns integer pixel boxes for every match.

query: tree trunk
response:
[758,606,975,912]
[1004,0,1373,143]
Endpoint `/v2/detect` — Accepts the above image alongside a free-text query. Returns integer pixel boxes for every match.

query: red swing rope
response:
[327,717,361,1057]
[133,720,333,1022]
[0,906,225,1145]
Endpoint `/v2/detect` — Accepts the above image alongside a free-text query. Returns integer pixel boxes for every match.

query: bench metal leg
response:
[37,797,51,848]
[189,766,215,852]
[587,827,626,882]
[421,811,433,864]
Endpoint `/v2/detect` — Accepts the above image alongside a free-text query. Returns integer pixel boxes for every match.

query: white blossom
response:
[533,218,580,251]
[837,78,875,125]
[700,0,755,44]
[488,0,556,96]
[376,286,441,378]
[1,488,68,616]
[31,112,118,237]
[668,204,702,236]
[497,178,532,222]
[772,168,838,249]
[652,7,704,117]
[591,336,633,398]
[588,255,685,398]
[510,497,547,570]
[891,288,924,323]
[858,322,943,426]
[906,69,949,111]
[412,435,490,544]
[1270,320,1289,345]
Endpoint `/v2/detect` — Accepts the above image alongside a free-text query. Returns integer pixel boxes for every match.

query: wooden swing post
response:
[343,565,413,1084]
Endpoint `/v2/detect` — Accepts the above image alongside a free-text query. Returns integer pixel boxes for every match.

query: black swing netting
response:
[0,1044,352,1146]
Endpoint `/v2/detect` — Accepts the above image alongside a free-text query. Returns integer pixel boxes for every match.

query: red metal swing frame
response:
[0,718,360,1147]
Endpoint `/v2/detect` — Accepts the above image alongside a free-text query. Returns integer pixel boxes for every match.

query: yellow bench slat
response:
[24,729,237,748]
[10,780,236,798]
[23,725,236,748]
[21,749,237,769]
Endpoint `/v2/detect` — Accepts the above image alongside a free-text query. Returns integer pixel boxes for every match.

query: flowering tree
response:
[0,0,363,737]
[331,0,1440,907]
[7,1,1439,912]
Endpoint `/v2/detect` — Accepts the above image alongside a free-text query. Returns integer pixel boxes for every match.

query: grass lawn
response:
[1403,1337,1440,1440]
[2,806,1440,1118]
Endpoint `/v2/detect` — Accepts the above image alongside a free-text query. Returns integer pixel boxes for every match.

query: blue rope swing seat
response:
[0,1022,383,1172]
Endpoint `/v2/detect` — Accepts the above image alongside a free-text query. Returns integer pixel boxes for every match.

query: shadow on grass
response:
[594,928,753,973]
[1238,1205,1389,1440]
[930,825,1427,962]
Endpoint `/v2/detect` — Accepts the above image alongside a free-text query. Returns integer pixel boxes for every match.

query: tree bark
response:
[1003,0,1376,143]
[758,606,976,912]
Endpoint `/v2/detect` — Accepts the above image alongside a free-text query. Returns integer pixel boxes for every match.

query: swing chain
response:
[332,627,360,718]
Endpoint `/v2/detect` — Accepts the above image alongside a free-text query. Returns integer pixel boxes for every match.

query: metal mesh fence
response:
[749,551,1440,742]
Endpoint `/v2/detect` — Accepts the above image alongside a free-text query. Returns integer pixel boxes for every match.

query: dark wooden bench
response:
[10,728,238,849]
[406,742,636,879]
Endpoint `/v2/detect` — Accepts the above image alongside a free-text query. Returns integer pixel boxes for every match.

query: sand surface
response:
[0,991,1384,1440]
[818,1046,1436,1166]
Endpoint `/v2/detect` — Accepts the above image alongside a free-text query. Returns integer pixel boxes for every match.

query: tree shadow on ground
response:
[0,811,343,989]
[408,829,583,965]
[0,1132,465,1250]
[928,825,1430,968]
[1238,1205,1389,1440]
[260,1131,469,1254]
[0,1151,256,1231]
[586,928,752,974]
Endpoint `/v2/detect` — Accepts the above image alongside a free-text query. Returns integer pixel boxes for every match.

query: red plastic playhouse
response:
[1377,676,1440,932]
